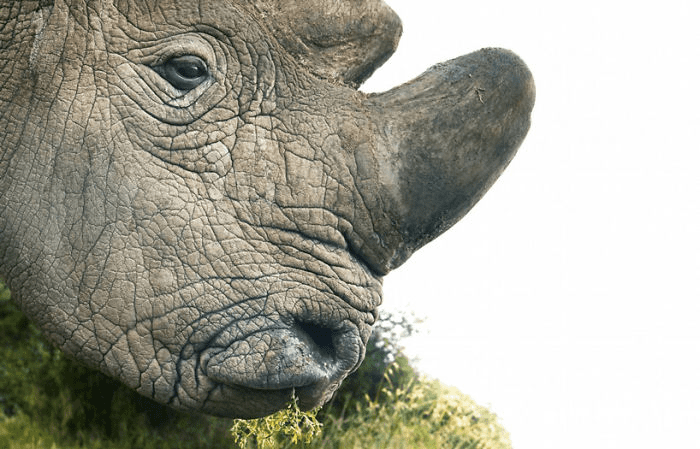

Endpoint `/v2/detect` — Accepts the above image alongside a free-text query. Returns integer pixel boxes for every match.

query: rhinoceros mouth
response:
[201,319,362,409]
[201,323,364,384]
[141,222,379,417]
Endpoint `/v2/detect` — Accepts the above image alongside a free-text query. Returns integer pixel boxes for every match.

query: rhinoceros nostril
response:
[293,320,337,362]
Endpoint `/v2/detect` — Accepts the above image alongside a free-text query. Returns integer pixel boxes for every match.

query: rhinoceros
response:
[0,0,534,418]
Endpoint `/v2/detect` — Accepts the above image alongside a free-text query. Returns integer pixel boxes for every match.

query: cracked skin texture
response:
[0,0,535,418]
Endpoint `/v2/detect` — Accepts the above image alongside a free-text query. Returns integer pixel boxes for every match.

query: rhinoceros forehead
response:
[110,1,247,32]
[110,0,401,86]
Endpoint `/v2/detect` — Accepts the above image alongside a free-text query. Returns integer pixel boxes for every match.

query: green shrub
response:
[0,281,233,448]
[228,364,511,449]
[228,311,511,449]
[2,281,511,449]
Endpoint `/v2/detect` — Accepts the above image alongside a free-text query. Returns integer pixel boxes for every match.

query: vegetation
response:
[1,280,511,449]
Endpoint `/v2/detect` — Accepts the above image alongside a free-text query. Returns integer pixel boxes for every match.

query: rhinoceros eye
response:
[155,55,209,91]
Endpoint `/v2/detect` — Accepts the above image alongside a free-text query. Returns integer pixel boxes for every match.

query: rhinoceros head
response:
[0,0,534,417]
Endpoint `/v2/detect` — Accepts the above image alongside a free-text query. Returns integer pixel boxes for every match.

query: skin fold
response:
[0,0,534,418]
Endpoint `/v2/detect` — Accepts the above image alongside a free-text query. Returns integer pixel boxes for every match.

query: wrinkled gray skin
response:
[0,0,534,418]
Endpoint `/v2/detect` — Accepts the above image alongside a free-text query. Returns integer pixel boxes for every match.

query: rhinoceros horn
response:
[368,48,536,271]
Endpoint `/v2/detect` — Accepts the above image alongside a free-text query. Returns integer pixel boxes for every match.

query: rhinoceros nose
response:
[204,318,364,410]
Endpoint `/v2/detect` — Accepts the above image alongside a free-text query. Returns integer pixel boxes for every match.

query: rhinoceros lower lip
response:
[232,380,342,412]
[206,381,337,417]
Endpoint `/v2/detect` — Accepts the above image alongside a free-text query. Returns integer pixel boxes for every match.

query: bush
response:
[229,366,511,449]
[1,281,511,449]
[315,372,512,449]
[0,281,233,448]
[320,310,420,418]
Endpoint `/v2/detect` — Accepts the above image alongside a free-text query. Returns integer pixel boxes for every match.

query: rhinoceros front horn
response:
[366,48,536,271]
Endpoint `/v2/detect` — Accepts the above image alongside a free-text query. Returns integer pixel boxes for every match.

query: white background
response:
[362,1,700,448]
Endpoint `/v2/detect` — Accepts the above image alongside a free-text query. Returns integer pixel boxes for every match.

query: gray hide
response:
[0,0,534,418]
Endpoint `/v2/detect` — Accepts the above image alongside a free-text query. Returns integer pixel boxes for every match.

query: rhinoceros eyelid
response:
[153,55,210,92]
